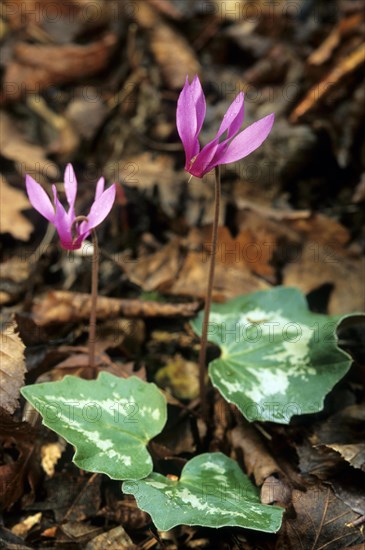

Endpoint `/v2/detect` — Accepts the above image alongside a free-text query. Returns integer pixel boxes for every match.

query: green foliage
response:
[123,453,283,531]
[191,287,354,423]
[21,372,167,480]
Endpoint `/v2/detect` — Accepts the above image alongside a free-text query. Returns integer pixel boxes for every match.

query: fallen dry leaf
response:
[329,443,365,471]
[0,408,38,510]
[284,213,351,250]
[0,175,33,241]
[170,250,269,301]
[123,239,181,290]
[312,404,365,472]
[132,1,200,88]
[1,34,117,104]
[277,485,363,549]
[85,525,136,550]
[283,242,365,314]
[0,320,26,414]
[230,418,284,487]
[108,152,184,218]
[0,112,58,179]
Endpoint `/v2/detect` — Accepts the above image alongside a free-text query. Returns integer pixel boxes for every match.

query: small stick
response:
[198,166,221,421]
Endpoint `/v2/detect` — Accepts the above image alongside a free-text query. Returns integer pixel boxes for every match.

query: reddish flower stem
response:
[71,216,99,370]
[89,228,99,370]
[198,166,221,420]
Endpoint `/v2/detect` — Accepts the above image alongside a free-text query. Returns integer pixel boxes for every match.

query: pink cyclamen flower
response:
[25,164,116,250]
[176,75,275,178]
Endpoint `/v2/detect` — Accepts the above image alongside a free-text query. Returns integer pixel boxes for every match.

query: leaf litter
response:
[1,0,365,547]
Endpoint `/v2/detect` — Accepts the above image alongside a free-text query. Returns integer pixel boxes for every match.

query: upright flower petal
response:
[83,184,116,232]
[190,75,206,136]
[94,177,105,201]
[218,113,275,165]
[216,93,244,140]
[64,163,77,208]
[25,175,55,222]
[52,185,74,249]
[177,76,206,170]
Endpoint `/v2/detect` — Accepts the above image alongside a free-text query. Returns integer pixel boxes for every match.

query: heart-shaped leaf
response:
[191,287,355,423]
[123,453,283,531]
[21,372,167,480]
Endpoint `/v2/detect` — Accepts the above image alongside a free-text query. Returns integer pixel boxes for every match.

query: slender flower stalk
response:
[26,165,116,369]
[71,216,99,370]
[198,166,221,419]
[176,75,275,418]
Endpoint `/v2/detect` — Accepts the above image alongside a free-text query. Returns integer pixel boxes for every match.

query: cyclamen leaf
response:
[191,287,356,423]
[21,373,167,480]
[123,453,283,532]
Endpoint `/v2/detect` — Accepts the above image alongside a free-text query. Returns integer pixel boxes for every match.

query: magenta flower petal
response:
[216,93,244,140]
[189,139,220,178]
[52,185,74,249]
[64,163,77,208]
[84,184,116,231]
[25,175,55,222]
[26,164,120,249]
[176,76,275,178]
[190,75,206,136]
[94,177,105,201]
[177,75,206,170]
[218,113,275,165]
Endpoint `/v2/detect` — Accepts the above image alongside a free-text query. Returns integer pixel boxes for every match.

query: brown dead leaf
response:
[0,320,26,414]
[0,112,58,179]
[329,444,365,471]
[0,175,33,241]
[198,224,277,281]
[99,493,150,530]
[170,250,269,301]
[133,1,200,88]
[230,419,284,487]
[32,291,200,325]
[85,526,136,550]
[1,34,117,104]
[123,239,180,290]
[283,242,365,314]
[65,92,108,140]
[0,409,39,510]
[277,485,363,549]
[58,522,103,545]
[285,213,351,249]
[313,404,365,472]
[108,152,184,218]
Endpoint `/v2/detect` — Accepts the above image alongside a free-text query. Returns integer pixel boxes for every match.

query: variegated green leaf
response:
[21,372,167,480]
[191,287,355,423]
[123,453,283,531]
